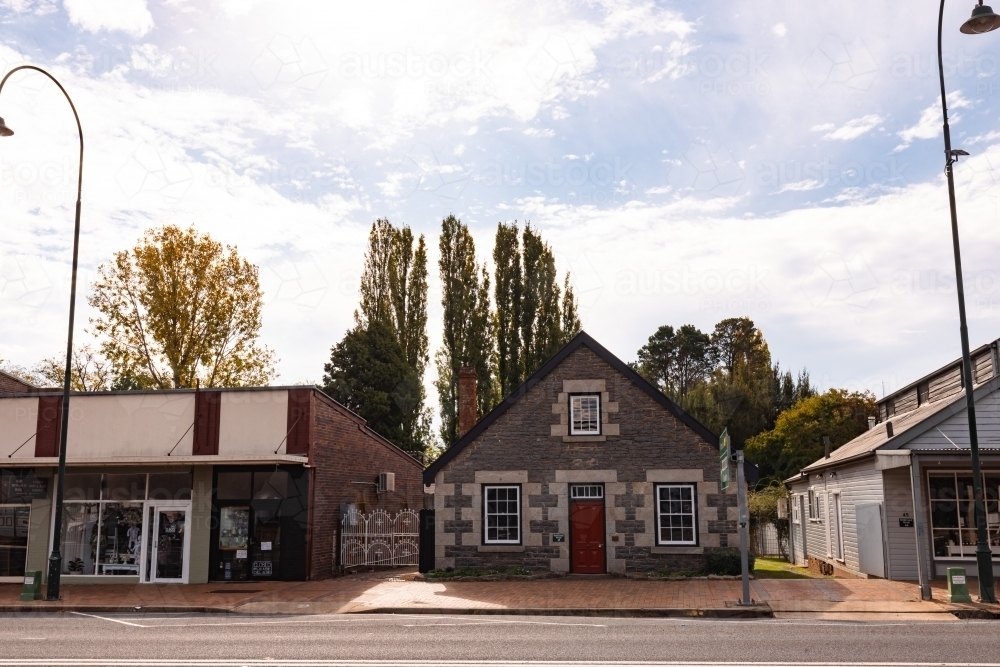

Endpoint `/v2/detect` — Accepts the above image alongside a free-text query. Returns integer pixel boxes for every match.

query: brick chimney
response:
[458,366,478,438]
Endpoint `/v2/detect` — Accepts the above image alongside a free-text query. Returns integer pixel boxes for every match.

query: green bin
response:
[19,570,42,602]
[946,567,972,603]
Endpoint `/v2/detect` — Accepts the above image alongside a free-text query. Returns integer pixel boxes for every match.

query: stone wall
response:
[434,344,738,573]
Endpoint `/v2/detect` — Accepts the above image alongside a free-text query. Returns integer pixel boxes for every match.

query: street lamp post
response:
[0,65,84,601]
[939,1,1000,603]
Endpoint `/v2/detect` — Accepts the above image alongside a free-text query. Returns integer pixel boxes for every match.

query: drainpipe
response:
[908,453,932,600]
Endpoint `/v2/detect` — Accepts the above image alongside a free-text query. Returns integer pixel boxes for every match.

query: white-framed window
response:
[570,394,601,435]
[655,484,697,546]
[808,489,821,521]
[570,485,604,499]
[483,485,520,544]
[927,471,1000,559]
[792,495,801,524]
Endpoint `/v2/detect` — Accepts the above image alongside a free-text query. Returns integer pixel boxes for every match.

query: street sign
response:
[719,429,731,492]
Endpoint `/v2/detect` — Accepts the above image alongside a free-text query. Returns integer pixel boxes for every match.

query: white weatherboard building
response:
[787,337,1000,585]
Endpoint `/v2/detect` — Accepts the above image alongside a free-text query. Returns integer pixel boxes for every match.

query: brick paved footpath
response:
[2,570,997,617]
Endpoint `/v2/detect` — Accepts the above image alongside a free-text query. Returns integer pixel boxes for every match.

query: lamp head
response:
[0,117,12,137]
[961,2,1000,34]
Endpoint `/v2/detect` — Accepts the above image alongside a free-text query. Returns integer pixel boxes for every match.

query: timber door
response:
[569,485,606,574]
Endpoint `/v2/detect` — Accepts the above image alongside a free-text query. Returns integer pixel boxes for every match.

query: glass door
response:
[148,505,190,583]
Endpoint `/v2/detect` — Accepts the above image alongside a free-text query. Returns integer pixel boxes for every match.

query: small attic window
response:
[570,394,601,435]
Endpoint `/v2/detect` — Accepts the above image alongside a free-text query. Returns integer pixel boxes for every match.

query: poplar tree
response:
[493,222,522,398]
[436,215,495,446]
[353,218,431,450]
[491,222,582,395]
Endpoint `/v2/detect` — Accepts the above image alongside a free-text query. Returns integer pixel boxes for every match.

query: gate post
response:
[419,509,435,573]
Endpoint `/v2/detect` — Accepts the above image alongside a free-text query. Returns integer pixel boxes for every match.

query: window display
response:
[219,506,250,549]
[928,472,1000,558]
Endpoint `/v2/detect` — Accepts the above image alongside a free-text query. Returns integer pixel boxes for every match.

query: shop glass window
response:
[62,503,100,575]
[217,472,253,500]
[570,395,600,435]
[218,506,250,550]
[656,484,697,545]
[105,474,147,501]
[96,503,144,575]
[1,469,47,504]
[63,474,102,501]
[484,486,520,544]
[59,471,193,576]
[148,473,193,501]
[928,472,1000,558]
[253,470,289,500]
[0,506,30,577]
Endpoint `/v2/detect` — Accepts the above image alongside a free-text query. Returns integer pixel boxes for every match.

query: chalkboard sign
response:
[551,533,565,543]
[899,517,914,528]
[251,560,273,577]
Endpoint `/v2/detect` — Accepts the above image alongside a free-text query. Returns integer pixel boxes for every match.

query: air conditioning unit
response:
[377,472,395,493]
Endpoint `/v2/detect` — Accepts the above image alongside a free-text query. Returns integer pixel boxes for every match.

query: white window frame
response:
[792,494,801,524]
[808,489,822,522]
[654,483,698,546]
[569,394,601,435]
[570,485,604,499]
[483,485,521,545]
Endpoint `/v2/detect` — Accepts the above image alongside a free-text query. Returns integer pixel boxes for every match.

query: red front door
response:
[570,499,606,574]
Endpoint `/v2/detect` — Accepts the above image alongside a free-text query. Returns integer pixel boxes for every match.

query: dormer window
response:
[570,394,601,435]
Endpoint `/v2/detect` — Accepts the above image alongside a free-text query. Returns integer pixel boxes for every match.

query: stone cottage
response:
[423,331,740,574]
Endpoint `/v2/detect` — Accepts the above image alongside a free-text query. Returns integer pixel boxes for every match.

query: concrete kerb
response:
[348,606,775,618]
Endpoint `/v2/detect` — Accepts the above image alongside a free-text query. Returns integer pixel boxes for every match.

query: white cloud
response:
[64,0,154,37]
[777,179,825,193]
[812,114,883,141]
[895,93,971,151]
[773,23,787,36]
[523,128,556,137]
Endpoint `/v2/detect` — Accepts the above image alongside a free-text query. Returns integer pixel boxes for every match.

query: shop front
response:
[58,469,197,583]
[209,465,308,581]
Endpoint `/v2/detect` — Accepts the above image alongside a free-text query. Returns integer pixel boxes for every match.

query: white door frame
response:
[142,502,191,584]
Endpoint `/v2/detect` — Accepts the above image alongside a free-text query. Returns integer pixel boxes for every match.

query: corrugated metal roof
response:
[801,389,968,472]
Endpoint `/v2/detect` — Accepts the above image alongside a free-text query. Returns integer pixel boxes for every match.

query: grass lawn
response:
[753,556,815,579]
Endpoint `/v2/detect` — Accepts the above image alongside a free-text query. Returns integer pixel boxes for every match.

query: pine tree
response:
[435,215,496,446]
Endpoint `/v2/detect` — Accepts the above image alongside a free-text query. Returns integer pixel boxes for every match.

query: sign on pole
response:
[719,428,731,492]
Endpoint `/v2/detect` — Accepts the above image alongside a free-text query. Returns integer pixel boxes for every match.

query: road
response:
[1,612,999,666]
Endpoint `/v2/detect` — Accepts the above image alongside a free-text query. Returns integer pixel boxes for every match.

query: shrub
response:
[704,549,755,576]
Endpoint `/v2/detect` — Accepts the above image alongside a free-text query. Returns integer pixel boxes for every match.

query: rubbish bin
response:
[19,570,42,601]
[946,567,971,603]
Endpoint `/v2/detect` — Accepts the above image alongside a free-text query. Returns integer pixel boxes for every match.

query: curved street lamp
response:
[0,65,83,601]
[938,1,999,603]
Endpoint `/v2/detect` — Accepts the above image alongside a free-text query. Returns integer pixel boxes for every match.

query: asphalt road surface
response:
[1,612,999,666]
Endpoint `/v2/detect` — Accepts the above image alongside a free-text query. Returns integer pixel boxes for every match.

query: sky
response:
[1,0,1000,418]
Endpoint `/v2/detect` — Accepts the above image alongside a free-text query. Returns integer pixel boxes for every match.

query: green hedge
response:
[704,549,755,576]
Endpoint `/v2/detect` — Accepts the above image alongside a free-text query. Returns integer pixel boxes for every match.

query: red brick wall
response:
[307,389,424,579]
[0,371,35,394]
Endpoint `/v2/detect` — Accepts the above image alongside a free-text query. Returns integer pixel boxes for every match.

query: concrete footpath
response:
[2,569,999,621]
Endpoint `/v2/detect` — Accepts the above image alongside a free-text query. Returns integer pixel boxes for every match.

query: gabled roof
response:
[423,330,720,485]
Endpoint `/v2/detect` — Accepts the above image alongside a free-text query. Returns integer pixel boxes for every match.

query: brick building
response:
[0,384,422,584]
[424,331,740,575]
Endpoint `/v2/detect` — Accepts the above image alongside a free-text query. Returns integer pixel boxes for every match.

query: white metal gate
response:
[340,508,419,568]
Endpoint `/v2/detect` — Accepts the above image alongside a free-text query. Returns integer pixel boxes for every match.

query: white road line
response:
[3,662,1000,666]
[68,611,147,627]
[138,617,367,629]
[403,620,607,627]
